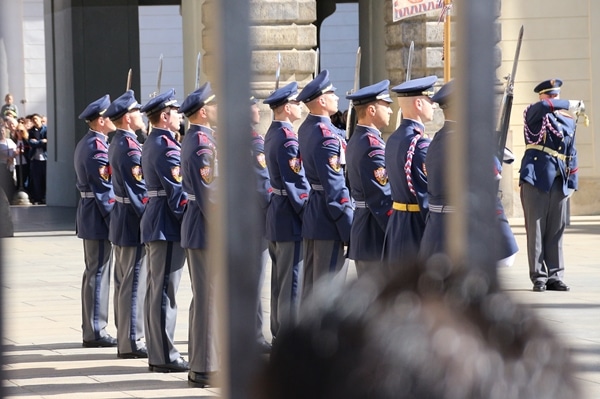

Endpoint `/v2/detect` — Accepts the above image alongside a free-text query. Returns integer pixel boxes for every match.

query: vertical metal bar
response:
[443,0,452,82]
[448,0,498,283]
[211,0,260,398]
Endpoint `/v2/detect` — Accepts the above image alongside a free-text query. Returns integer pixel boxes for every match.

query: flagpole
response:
[444,0,451,82]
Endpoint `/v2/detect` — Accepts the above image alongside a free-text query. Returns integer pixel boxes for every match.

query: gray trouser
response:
[268,240,303,337]
[302,239,347,300]
[186,248,218,373]
[81,239,113,342]
[520,179,567,283]
[114,244,147,353]
[144,240,186,365]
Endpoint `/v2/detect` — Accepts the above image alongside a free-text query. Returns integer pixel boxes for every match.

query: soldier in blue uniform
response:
[74,94,117,348]
[382,76,437,265]
[519,79,582,292]
[419,80,519,269]
[263,82,309,339]
[249,95,274,353]
[345,80,393,276]
[139,89,189,372]
[296,70,353,298]
[179,82,219,387]
[105,90,149,359]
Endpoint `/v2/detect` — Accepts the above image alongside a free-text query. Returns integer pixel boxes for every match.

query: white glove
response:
[568,100,585,114]
[566,188,575,198]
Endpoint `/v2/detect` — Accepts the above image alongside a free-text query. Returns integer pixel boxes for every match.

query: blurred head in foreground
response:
[258,258,580,399]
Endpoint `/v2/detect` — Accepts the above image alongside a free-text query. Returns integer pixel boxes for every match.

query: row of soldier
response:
[73,70,521,389]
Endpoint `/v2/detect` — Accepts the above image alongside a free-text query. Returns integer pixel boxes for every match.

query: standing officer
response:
[296,70,353,298]
[382,76,437,265]
[105,90,149,358]
[263,82,309,339]
[519,79,582,292]
[74,94,117,348]
[179,82,219,387]
[345,80,393,276]
[139,89,189,372]
[249,96,273,353]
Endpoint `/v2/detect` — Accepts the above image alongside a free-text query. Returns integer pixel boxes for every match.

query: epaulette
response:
[198,132,210,146]
[283,126,296,139]
[318,123,333,137]
[162,135,178,147]
[367,133,383,148]
[125,136,139,149]
[95,138,108,151]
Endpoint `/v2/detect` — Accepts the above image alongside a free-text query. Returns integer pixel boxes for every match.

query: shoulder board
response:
[283,126,296,139]
[94,138,108,151]
[318,123,333,137]
[367,133,383,148]
[125,136,140,149]
[161,135,178,147]
[198,133,210,146]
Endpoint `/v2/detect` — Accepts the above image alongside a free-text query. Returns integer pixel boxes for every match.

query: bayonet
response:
[126,68,132,91]
[396,41,415,128]
[150,54,163,98]
[195,52,202,89]
[314,48,319,79]
[275,52,282,90]
[345,47,361,140]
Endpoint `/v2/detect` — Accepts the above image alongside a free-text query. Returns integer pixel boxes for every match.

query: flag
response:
[393,0,444,22]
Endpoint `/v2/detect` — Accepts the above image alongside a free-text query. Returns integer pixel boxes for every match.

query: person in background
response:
[344,80,393,276]
[74,94,117,348]
[519,79,582,292]
[263,82,309,341]
[0,125,16,199]
[14,122,30,193]
[105,89,149,359]
[1,93,18,118]
[27,113,47,204]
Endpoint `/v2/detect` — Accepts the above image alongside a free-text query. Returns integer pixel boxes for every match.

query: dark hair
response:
[258,260,580,399]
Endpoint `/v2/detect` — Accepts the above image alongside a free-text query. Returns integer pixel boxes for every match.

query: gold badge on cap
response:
[99,165,111,182]
[329,155,341,173]
[374,167,388,186]
[131,165,143,182]
[171,166,182,183]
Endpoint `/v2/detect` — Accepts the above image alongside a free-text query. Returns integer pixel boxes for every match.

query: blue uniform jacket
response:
[74,129,114,240]
[140,127,188,243]
[251,130,273,237]
[519,99,578,195]
[180,124,217,249]
[346,125,392,261]
[382,119,430,261]
[264,121,310,242]
[298,114,353,243]
[108,129,147,246]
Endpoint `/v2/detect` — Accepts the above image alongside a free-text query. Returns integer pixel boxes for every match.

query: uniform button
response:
[558,146,562,150]
[534,157,537,161]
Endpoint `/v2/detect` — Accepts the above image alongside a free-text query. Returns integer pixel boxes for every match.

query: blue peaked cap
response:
[347,80,393,105]
[140,88,180,116]
[296,70,337,103]
[179,82,216,117]
[264,82,299,109]
[534,79,562,95]
[104,90,141,121]
[78,94,111,122]
[391,75,438,97]
[431,79,455,109]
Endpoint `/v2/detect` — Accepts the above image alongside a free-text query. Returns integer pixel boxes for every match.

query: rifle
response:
[395,41,414,128]
[195,52,202,89]
[314,48,319,79]
[275,52,282,90]
[126,68,132,91]
[495,26,523,161]
[345,47,361,140]
[149,54,163,98]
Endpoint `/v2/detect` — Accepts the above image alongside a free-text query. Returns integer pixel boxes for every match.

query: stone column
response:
[202,0,318,133]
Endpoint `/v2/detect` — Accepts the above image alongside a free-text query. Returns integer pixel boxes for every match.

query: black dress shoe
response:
[149,357,189,373]
[546,280,570,291]
[83,335,118,348]
[533,281,546,292]
[258,339,272,354]
[188,370,218,388]
[118,347,148,359]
